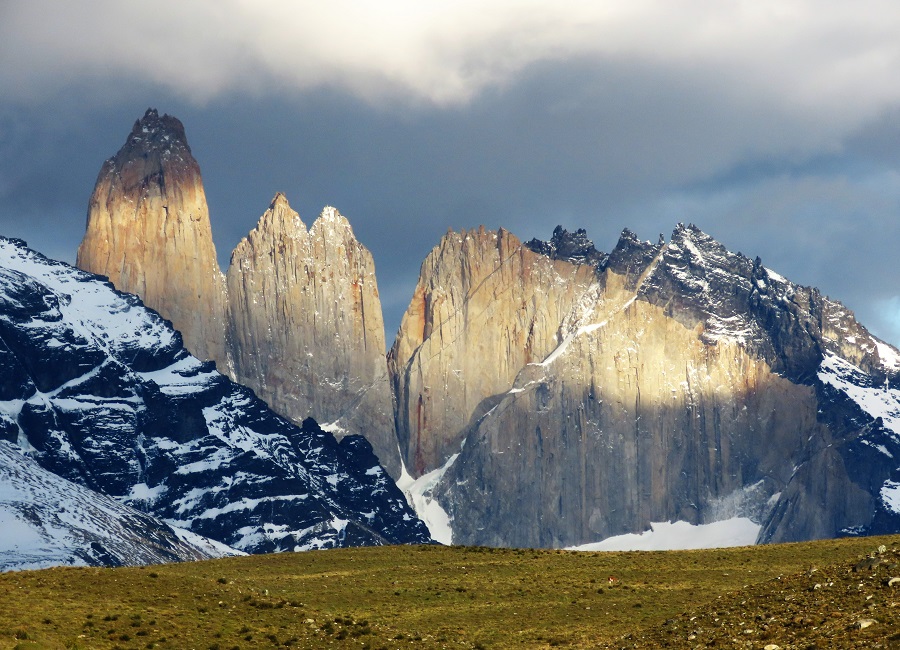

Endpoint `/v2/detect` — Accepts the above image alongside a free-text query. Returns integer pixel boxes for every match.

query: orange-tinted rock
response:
[389,227,598,476]
[76,108,229,370]
[227,194,399,477]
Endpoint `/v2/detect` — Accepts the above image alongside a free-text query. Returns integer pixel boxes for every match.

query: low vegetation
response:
[1,535,898,649]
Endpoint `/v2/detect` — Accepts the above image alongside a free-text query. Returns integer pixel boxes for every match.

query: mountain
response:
[393,224,900,547]
[0,236,431,556]
[77,111,400,477]
[73,109,900,550]
[76,108,230,371]
[0,440,238,571]
[388,226,600,477]
[227,194,399,477]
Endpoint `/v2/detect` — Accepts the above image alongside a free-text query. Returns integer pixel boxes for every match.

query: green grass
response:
[0,534,897,649]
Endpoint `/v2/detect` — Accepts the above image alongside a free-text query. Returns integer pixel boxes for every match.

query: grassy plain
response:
[0,534,897,649]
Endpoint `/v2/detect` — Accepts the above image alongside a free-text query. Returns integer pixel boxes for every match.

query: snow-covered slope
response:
[0,237,431,556]
[0,440,238,571]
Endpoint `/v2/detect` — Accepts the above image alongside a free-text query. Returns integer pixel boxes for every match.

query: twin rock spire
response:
[76,109,399,477]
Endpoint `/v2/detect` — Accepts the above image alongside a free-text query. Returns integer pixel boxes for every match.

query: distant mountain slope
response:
[0,237,431,555]
[393,224,900,547]
[0,440,238,571]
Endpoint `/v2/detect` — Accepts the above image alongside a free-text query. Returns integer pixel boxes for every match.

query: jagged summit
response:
[525,225,607,267]
[76,108,229,370]
[394,220,900,547]
[227,194,400,478]
[123,107,191,157]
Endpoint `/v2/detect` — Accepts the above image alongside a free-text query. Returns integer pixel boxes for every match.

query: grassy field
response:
[0,534,897,649]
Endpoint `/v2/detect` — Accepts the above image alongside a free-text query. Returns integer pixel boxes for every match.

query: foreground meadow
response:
[1,534,897,649]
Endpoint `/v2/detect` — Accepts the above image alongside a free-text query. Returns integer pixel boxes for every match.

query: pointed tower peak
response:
[269,192,291,209]
[310,205,354,238]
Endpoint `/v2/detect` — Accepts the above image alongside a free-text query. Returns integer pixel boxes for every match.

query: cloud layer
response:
[5,0,900,115]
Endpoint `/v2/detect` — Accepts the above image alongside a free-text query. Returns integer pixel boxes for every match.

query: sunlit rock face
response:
[389,226,599,476]
[396,224,900,547]
[76,112,399,476]
[227,194,399,477]
[76,108,229,371]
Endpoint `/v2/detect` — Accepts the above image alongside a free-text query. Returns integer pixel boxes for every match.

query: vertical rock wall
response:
[388,227,599,475]
[76,109,230,371]
[226,194,399,476]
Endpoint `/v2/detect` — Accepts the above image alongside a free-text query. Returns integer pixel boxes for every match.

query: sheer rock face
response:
[76,109,229,371]
[75,111,399,477]
[227,194,399,477]
[389,226,600,476]
[399,223,900,547]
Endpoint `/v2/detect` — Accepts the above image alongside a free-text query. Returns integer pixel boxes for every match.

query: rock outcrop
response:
[77,112,400,477]
[76,108,229,372]
[394,224,900,547]
[226,194,399,477]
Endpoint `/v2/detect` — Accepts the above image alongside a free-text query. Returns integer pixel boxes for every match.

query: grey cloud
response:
[1,4,899,345]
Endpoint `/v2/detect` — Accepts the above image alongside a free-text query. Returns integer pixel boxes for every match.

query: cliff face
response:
[77,112,399,478]
[226,194,399,477]
[76,109,229,371]
[395,224,900,547]
[388,227,599,476]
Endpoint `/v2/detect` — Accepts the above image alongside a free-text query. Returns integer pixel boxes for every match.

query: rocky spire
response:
[226,194,400,477]
[76,108,229,370]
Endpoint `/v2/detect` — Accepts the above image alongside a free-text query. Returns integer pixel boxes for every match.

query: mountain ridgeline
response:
[71,109,900,551]
[0,236,431,569]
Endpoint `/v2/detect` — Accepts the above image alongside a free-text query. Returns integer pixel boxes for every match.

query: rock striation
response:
[76,108,230,372]
[394,224,900,547]
[226,194,399,477]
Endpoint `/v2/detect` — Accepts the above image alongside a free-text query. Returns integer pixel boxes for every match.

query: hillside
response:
[1,535,897,649]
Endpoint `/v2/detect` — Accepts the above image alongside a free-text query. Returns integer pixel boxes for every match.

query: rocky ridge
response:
[391,224,900,547]
[0,237,431,557]
[0,440,237,571]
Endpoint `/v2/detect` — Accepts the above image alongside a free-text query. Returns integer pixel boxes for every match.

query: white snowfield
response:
[818,354,900,438]
[566,518,761,552]
[397,453,458,545]
[0,441,239,572]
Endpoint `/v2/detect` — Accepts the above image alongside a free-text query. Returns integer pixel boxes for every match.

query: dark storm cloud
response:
[1,1,899,344]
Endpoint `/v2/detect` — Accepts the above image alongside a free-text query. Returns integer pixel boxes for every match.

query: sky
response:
[1,0,899,347]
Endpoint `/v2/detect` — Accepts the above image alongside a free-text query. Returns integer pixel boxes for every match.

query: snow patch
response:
[882,481,900,514]
[169,527,245,557]
[875,341,900,371]
[567,518,761,552]
[397,454,458,545]
[818,354,900,436]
